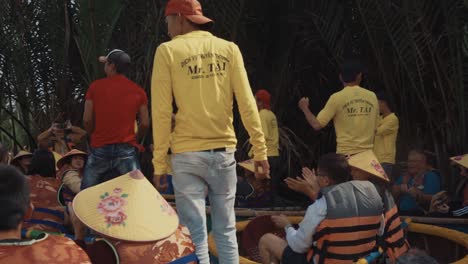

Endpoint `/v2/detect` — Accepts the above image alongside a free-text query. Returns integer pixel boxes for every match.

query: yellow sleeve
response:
[151,44,173,175]
[259,110,271,139]
[375,115,399,136]
[316,95,337,127]
[248,111,269,158]
[231,45,267,161]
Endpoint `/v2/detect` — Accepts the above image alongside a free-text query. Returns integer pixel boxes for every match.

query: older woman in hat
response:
[11,150,33,175]
[57,149,87,194]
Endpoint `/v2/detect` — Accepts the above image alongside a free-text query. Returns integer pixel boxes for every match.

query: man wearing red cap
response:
[254,89,281,204]
[151,0,269,263]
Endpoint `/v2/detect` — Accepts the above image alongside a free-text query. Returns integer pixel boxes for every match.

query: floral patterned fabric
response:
[24,175,65,233]
[28,175,62,210]
[108,224,196,264]
[22,207,65,233]
[0,233,91,264]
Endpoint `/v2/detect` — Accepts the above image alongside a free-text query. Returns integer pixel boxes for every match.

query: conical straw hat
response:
[11,150,33,163]
[56,149,87,169]
[239,159,255,173]
[451,154,468,169]
[347,150,389,182]
[73,170,179,242]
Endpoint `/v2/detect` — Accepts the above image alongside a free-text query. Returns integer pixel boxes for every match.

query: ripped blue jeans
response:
[81,144,140,190]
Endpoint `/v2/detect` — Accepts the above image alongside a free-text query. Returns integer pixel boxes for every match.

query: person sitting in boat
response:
[57,149,87,194]
[37,113,87,156]
[10,150,33,175]
[259,153,383,264]
[392,149,442,215]
[69,170,198,263]
[0,165,91,263]
[23,149,66,234]
[428,154,468,217]
[347,150,409,262]
[29,148,57,178]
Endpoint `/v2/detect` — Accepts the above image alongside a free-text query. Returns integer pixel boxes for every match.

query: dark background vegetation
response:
[1,0,467,190]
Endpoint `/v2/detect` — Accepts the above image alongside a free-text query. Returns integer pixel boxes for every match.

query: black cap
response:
[99,49,131,66]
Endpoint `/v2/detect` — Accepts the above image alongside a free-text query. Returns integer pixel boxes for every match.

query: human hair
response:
[185,18,214,31]
[0,165,30,231]
[107,51,131,75]
[409,149,436,167]
[317,153,351,184]
[340,60,364,83]
[396,249,439,264]
[29,149,56,178]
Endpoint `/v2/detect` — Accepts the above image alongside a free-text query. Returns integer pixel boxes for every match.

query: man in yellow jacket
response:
[374,91,399,177]
[298,60,379,155]
[151,1,269,263]
[254,89,281,203]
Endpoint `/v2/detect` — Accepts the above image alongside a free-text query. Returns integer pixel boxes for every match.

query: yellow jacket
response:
[249,109,279,157]
[374,113,399,164]
[151,31,267,175]
[316,86,379,155]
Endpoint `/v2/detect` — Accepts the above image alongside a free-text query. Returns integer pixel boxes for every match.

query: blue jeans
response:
[171,150,238,264]
[81,144,140,190]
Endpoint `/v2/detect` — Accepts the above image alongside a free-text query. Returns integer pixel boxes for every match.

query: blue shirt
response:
[394,171,441,212]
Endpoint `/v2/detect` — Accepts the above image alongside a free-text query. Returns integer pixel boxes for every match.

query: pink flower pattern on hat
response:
[454,155,466,161]
[371,160,389,180]
[97,188,129,228]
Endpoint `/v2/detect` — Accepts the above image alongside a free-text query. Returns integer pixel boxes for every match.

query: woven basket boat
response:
[208,216,468,264]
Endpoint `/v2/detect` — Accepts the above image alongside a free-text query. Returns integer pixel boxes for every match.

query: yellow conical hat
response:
[73,170,179,242]
[347,150,389,182]
[451,154,468,169]
[11,150,32,163]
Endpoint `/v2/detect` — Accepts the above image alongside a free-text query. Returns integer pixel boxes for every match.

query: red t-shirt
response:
[85,75,148,148]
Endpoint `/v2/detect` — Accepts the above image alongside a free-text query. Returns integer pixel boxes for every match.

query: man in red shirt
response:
[81,49,149,189]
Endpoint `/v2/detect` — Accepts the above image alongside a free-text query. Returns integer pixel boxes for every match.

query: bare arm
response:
[83,100,94,135]
[298,97,331,131]
[136,104,150,142]
[301,107,323,131]
[37,128,52,144]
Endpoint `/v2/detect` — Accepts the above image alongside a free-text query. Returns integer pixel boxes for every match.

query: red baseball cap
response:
[165,0,213,25]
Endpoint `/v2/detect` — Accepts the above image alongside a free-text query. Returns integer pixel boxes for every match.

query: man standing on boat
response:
[82,49,150,189]
[252,89,282,204]
[374,91,399,178]
[298,60,379,155]
[151,0,269,263]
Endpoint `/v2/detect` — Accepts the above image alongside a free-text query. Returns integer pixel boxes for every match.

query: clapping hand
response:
[284,167,320,200]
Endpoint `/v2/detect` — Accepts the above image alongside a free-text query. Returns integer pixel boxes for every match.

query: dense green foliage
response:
[1,0,467,188]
